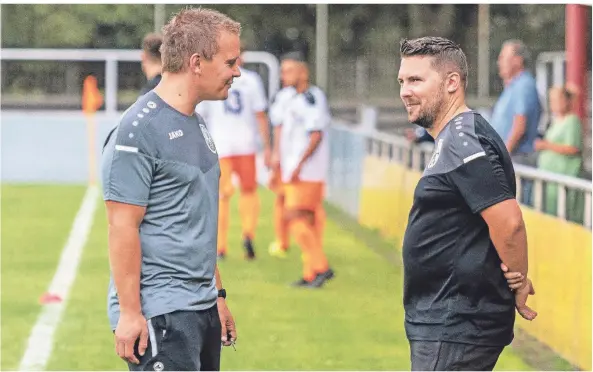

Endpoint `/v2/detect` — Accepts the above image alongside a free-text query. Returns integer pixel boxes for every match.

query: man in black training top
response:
[139,33,163,96]
[398,36,538,371]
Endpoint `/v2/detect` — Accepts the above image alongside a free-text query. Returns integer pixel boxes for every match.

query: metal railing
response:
[0,48,280,113]
[514,164,592,228]
[535,51,566,110]
[364,130,433,172]
[348,124,592,229]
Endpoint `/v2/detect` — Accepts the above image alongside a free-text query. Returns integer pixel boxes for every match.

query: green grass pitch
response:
[2,185,532,371]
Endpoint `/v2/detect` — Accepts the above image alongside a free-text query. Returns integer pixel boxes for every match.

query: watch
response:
[217,288,226,299]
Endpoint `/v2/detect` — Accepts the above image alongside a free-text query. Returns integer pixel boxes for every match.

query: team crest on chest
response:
[199,123,217,154]
[426,139,444,169]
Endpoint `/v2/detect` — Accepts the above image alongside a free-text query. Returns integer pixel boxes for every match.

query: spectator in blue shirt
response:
[491,40,542,205]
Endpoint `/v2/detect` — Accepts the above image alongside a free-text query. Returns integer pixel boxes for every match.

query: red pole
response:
[565,4,588,121]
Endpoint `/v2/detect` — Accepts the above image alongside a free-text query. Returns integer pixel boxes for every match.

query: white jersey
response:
[269,86,297,127]
[276,86,330,183]
[196,67,268,158]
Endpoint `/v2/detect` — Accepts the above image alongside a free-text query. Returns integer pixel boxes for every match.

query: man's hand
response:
[218,298,237,347]
[534,139,548,151]
[263,147,272,169]
[114,311,149,364]
[505,114,527,154]
[500,263,525,290]
[289,164,302,183]
[271,150,281,169]
[514,278,537,321]
[501,264,537,320]
[404,128,417,143]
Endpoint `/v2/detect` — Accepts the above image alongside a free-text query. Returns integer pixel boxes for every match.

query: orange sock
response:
[274,194,289,250]
[311,205,329,275]
[239,191,259,240]
[311,246,330,275]
[301,250,313,280]
[217,197,230,254]
[290,217,318,281]
[314,204,326,245]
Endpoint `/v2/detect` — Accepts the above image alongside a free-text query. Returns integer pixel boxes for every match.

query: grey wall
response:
[1,111,118,184]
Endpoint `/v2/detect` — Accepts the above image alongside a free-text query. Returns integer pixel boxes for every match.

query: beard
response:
[410,82,446,129]
[412,110,437,129]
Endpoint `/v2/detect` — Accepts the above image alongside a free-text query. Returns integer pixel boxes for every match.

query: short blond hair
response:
[161,7,241,73]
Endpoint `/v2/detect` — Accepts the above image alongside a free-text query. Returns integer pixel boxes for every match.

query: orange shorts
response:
[284,181,324,211]
[219,154,257,197]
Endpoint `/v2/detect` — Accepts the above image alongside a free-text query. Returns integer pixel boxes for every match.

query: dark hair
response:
[400,36,468,88]
[142,33,163,62]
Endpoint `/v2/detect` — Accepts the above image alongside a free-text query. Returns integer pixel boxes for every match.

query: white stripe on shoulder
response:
[463,151,486,163]
[115,145,138,153]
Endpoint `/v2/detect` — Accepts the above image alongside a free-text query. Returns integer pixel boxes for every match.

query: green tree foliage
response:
[0,3,575,99]
[1,4,567,56]
[1,4,153,48]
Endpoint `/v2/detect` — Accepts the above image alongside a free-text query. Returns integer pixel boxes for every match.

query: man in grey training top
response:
[101,8,242,371]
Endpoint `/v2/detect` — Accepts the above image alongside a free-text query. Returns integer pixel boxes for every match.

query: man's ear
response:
[189,53,201,75]
[446,72,462,94]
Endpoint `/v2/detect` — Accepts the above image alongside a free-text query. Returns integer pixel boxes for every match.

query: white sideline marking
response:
[18,186,99,371]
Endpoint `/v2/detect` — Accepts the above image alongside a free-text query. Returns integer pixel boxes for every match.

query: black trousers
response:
[128,305,222,371]
[410,340,505,371]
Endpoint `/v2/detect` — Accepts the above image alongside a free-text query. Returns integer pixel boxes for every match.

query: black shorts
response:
[410,340,504,371]
[127,305,221,371]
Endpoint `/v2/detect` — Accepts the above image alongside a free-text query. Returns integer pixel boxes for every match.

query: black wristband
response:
[218,288,226,299]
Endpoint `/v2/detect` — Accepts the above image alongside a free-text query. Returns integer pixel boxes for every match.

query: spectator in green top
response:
[535,86,584,223]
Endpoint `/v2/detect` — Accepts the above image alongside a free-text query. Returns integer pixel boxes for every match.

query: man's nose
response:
[400,84,412,99]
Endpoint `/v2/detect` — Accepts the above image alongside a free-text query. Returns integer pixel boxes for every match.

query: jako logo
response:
[168,130,183,140]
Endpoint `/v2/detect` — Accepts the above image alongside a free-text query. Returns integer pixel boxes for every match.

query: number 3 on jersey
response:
[224,90,243,115]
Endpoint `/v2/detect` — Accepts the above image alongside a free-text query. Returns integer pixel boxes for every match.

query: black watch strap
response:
[218,288,226,299]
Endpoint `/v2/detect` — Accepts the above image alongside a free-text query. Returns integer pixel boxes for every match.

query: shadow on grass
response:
[324,202,403,269]
[325,201,581,371]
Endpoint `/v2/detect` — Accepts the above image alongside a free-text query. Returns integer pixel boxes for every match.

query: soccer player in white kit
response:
[196,52,271,260]
[273,52,335,287]
[267,84,296,258]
